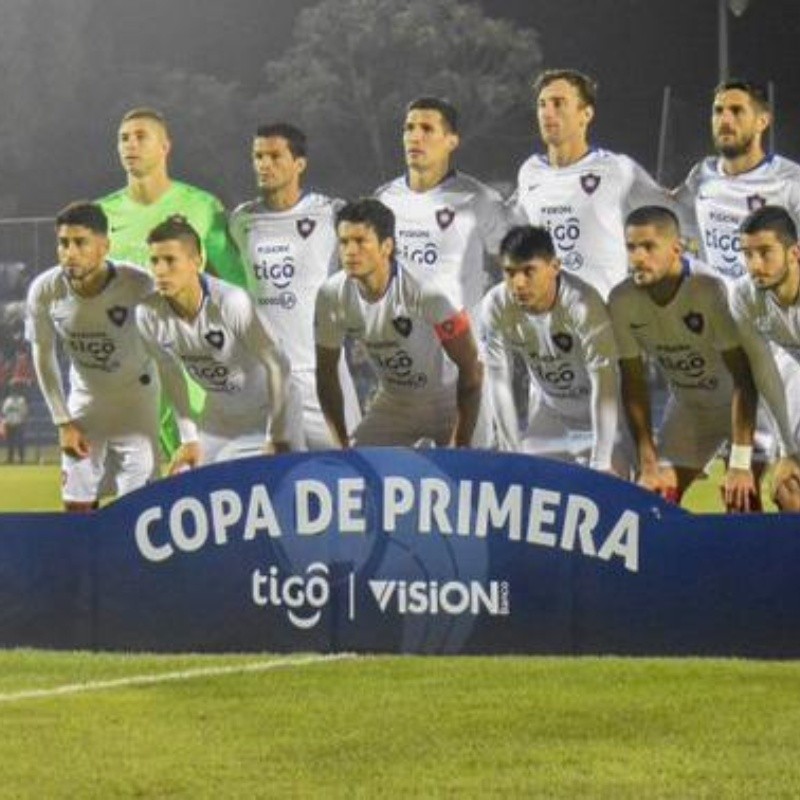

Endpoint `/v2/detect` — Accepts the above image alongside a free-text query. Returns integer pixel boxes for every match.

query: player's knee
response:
[774,477,800,512]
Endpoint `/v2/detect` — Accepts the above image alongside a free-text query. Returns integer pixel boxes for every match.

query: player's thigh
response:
[658,402,729,471]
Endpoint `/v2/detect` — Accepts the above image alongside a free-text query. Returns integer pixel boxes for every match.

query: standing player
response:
[230,123,360,449]
[674,80,800,282]
[481,225,624,474]
[98,108,246,457]
[608,206,760,510]
[515,69,669,300]
[375,96,510,314]
[136,216,301,470]
[25,202,159,511]
[315,198,483,448]
[730,205,800,510]
[98,107,246,285]
[673,80,800,460]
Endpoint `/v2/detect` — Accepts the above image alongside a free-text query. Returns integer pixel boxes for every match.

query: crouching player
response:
[608,206,763,510]
[481,225,628,474]
[731,205,800,510]
[136,215,302,470]
[26,201,160,511]
[315,198,484,447]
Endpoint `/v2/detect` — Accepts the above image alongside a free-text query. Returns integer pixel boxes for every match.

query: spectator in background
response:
[1,386,28,464]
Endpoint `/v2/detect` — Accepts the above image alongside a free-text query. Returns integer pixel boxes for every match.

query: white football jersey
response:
[25,262,155,422]
[609,262,741,409]
[315,263,464,396]
[481,273,617,418]
[514,148,669,300]
[674,154,800,282]
[375,171,510,312]
[230,192,341,371]
[136,275,290,440]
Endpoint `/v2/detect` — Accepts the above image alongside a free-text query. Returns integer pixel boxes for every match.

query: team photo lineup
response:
[22,69,800,514]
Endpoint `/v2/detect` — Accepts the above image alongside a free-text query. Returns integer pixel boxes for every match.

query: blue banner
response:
[0,449,798,656]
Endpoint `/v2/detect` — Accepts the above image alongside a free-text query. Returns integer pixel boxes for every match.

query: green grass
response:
[0,460,772,513]
[0,650,798,798]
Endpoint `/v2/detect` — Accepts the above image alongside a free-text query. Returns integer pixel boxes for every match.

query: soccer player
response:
[25,202,159,511]
[730,205,800,510]
[136,216,301,470]
[608,206,759,511]
[375,96,510,314]
[481,225,625,474]
[674,80,800,282]
[230,123,360,450]
[98,107,246,286]
[98,108,246,457]
[315,198,483,448]
[514,69,669,300]
[673,81,800,462]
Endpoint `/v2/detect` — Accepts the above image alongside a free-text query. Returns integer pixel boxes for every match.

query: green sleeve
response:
[204,208,248,288]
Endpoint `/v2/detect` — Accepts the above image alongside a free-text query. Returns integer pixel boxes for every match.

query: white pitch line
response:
[0,652,356,705]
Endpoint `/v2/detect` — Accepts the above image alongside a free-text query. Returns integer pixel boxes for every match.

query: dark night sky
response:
[95,0,800,185]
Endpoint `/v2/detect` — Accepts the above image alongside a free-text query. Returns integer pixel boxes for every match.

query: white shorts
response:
[200,378,306,463]
[296,364,361,451]
[62,381,160,503]
[521,402,632,475]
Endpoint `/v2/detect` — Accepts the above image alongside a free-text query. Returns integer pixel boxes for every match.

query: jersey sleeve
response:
[135,305,198,443]
[479,291,520,451]
[624,156,673,213]
[476,188,513,256]
[702,276,741,351]
[607,285,643,361]
[671,164,702,246]
[314,278,347,349]
[203,201,248,289]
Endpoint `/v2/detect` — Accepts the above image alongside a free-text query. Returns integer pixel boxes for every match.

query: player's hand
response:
[723,467,758,512]
[168,442,201,475]
[265,440,291,455]
[637,462,665,493]
[58,421,90,459]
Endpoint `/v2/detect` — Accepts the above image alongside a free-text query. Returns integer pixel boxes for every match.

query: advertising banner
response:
[0,449,798,656]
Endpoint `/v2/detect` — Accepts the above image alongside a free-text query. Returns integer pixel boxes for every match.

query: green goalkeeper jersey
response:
[98,180,246,287]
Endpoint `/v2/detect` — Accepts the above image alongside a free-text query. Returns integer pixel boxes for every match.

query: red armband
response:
[434,309,471,342]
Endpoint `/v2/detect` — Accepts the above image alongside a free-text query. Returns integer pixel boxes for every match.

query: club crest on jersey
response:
[436,207,456,230]
[580,173,601,195]
[552,332,573,353]
[296,217,316,239]
[204,329,225,349]
[746,194,767,212]
[392,316,413,337]
[106,305,128,327]
[683,312,704,334]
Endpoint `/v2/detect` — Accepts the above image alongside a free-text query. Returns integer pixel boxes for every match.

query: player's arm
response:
[720,345,758,512]
[135,309,200,471]
[588,364,619,474]
[618,356,664,492]
[436,310,483,447]
[316,345,349,449]
[204,206,249,289]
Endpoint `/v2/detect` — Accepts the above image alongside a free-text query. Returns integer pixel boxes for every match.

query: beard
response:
[715,131,755,159]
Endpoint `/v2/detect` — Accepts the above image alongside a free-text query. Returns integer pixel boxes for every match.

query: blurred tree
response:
[253,0,542,196]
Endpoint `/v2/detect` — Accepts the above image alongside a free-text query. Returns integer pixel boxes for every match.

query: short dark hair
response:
[55,201,108,235]
[740,205,798,246]
[120,107,170,136]
[714,79,771,114]
[405,96,459,134]
[147,214,202,256]
[499,226,557,263]
[255,122,307,158]
[534,69,597,109]
[336,198,395,244]
[625,205,680,236]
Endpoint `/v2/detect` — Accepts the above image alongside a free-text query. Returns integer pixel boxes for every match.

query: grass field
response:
[0,460,760,513]
[0,650,798,798]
